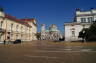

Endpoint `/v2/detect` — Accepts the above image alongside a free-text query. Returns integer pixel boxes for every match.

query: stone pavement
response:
[0,40,96,63]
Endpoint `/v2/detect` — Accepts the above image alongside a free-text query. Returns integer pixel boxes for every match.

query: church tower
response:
[41,24,46,40]
[41,24,46,33]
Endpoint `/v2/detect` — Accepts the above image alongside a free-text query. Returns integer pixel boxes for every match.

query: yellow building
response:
[0,8,37,42]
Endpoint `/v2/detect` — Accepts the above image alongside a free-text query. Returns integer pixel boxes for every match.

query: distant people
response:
[4,40,6,45]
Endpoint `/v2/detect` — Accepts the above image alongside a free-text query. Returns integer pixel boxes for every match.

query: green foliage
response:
[87,22,96,41]
[35,32,41,40]
[78,28,89,39]
[78,21,96,41]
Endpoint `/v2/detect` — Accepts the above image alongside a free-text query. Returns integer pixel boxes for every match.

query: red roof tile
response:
[5,14,32,27]
[20,18,37,26]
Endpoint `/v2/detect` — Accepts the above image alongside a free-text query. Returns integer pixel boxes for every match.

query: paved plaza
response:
[0,41,96,63]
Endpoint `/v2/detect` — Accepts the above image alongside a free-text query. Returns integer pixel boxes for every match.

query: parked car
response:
[13,39,21,44]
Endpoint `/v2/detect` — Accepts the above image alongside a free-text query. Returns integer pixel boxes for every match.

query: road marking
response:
[81,49,92,52]
[60,49,93,51]
[60,49,72,51]
[24,55,59,59]
[34,50,96,53]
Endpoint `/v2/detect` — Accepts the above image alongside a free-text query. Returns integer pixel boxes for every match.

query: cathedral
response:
[40,24,62,41]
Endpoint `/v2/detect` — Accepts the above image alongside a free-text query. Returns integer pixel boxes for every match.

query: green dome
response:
[46,30,49,32]
[50,28,58,32]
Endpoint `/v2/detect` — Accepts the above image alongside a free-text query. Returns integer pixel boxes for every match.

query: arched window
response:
[71,28,75,37]
[72,31,75,37]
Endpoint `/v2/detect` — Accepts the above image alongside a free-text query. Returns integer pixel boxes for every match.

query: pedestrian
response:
[4,40,6,45]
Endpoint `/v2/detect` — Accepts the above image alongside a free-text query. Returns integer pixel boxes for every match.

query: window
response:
[21,26,23,32]
[16,35,18,39]
[11,23,13,32]
[0,21,3,28]
[72,31,75,37]
[81,18,86,23]
[16,25,19,32]
[88,17,93,23]
[10,34,13,40]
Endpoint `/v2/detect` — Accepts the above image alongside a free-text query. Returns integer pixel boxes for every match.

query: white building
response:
[64,8,96,41]
[0,7,37,42]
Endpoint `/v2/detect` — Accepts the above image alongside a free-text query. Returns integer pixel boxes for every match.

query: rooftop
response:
[5,14,37,27]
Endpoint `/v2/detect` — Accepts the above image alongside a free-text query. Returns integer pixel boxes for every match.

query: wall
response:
[65,24,90,41]
[0,11,37,42]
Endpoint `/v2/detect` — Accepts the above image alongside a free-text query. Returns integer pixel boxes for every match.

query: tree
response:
[35,32,41,40]
[78,21,96,42]
[86,21,96,41]
[78,28,89,42]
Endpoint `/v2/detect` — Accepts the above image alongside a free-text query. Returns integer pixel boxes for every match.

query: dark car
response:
[13,39,21,44]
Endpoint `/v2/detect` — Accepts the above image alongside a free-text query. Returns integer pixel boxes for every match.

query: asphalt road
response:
[0,41,96,63]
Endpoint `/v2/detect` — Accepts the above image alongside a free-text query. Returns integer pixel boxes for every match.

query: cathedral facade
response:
[40,24,62,41]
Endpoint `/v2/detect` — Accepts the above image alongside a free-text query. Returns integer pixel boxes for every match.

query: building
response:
[64,8,96,41]
[41,24,62,40]
[0,8,37,42]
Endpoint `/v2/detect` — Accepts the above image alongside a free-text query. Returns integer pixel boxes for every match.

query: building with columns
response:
[64,8,96,41]
[0,8,37,42]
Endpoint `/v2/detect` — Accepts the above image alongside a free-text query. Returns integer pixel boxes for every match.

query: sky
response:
[0,0,96,33]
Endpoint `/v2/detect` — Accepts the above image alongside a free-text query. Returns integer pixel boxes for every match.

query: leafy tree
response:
[78,21,96,41]
[35,32,41,40]
[78,28,89,42]
[86,21,96,41]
